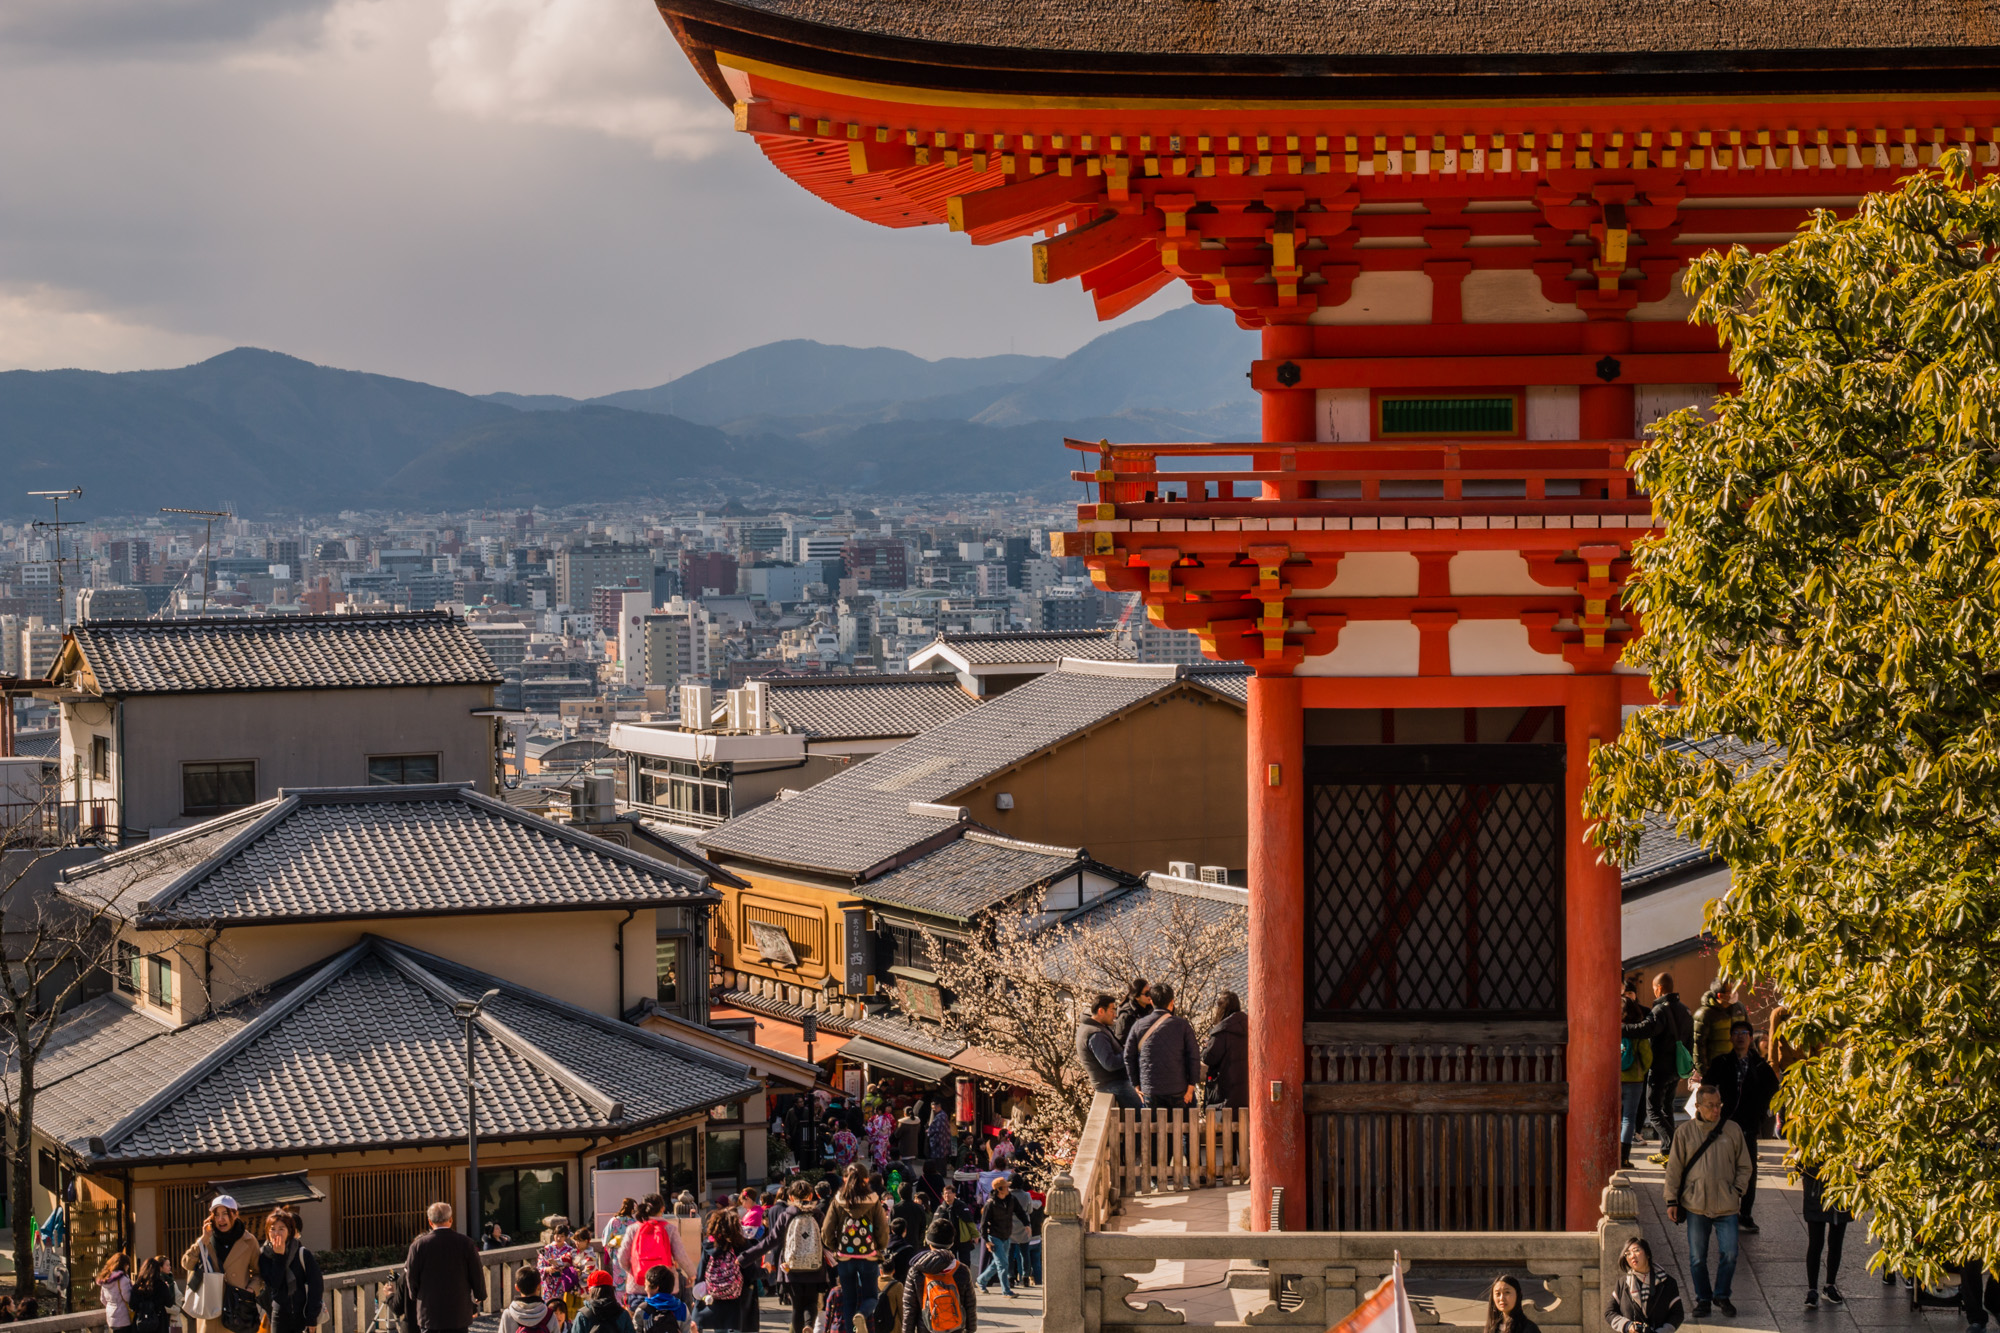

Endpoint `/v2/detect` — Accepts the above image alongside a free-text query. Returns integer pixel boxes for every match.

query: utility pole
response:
[452,988,500,1239]
[159,507,231,615]
[27,488,83,629]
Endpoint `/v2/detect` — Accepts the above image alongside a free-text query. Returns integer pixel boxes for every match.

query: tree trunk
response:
[13,1048,36,1301]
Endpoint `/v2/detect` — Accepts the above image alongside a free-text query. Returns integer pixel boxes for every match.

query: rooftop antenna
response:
[27,488,84,629]
[160,507,232,615]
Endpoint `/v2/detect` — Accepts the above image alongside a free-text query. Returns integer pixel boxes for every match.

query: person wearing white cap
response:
[180,1195,261,1333]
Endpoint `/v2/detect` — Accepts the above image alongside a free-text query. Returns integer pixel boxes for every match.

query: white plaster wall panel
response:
[1461,269,1587,323]
[1310,271,1432,325]
[1449,550,1554,597]
[1291,551,1419,597]
[1297,620,1422,676]
[1633,271,1698,322]
[1316,387,1371,441]
[1624,866,1732,962]
[1448,619,1574,675]
[1636,384,1718,435]
[1526,386,1580,440]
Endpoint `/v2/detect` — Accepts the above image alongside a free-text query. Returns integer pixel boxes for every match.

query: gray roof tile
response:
[69,612,501,694]
[859,830,1094,922]
[717,988,964,1060]
[765,675,978,739]
[64,785,716,926]
[701,661,1242,876]
[53,938,759,1165]
[1043,875,1250,998]
[925,631,1130,666]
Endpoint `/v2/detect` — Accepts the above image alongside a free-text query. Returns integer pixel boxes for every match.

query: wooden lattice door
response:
[1302,744,1568,1231]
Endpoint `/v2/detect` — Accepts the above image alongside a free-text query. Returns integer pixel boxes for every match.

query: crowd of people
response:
[1629,972,2000,1332]
[1073,983,1250,1111]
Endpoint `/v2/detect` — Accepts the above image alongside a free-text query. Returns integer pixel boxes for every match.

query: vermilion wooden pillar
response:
[1563,674,1624,1227]
[1260,325,1315,501]
[1247,671,1307,1230]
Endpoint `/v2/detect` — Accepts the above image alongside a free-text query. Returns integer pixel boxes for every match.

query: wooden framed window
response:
[90,735,110,782]
[332,1164,453,1250]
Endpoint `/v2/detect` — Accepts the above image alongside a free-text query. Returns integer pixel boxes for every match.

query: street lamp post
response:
[452,989,500,1240]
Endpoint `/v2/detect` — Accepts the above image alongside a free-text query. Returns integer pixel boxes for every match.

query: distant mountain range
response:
[0,303,1259,517]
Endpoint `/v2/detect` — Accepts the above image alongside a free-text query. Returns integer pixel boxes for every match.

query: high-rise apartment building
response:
[679,551,738,597]
[841,537,908,591]
[553,544,654,610]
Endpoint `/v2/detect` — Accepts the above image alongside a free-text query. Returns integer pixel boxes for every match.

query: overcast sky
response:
[0,0,1186,396]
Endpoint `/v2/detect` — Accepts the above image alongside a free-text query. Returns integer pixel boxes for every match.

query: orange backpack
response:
[919,1261,965,1333]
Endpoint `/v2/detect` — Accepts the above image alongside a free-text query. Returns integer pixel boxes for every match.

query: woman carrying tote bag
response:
[180,1195,263,1333]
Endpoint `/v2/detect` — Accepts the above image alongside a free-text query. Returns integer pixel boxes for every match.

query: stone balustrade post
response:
[1594,1173,1642,1333]
[1044,1172,1087,1333]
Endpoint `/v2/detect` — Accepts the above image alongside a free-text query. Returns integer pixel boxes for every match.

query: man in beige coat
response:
[1664,1084,1754,1319]
[180,1195,262,1333]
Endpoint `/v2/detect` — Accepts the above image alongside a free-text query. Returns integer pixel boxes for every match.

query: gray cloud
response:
[0,0,1185,396]
[0,0,337,57]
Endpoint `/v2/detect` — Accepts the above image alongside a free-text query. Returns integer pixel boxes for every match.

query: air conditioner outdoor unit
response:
[1199,865,1229,884]
[679,683,713,731]
[1167,861,1197,880]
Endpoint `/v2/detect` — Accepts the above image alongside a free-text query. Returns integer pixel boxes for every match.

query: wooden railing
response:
[1064,436,1651,522]
[1070,1096,1253,1230]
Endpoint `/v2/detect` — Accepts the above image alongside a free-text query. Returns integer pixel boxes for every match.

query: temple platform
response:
[1062,1138,1959,1333]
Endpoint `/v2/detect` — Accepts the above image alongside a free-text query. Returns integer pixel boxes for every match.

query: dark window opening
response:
[1379,396,1516,437]
[89,735,110,782]
[478,1164,568,1242]
[182,761,256,817]
[596,1130,698,1196]
[367,754,440,785]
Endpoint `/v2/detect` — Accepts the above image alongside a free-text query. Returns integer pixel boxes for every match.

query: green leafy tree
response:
[1587,151,2000,1281]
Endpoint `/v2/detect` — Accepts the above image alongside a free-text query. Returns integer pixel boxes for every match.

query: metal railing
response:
[0,798,120,847]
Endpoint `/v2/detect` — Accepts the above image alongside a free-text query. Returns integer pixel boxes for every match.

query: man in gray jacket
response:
[1123,981,1200,1108]
[1664,1083,1754,1318]
[1076,993,1142,1110]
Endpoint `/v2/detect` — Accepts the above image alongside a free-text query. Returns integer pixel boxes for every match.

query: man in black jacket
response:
[1124,982,1200,1109]
[1702,1020,1780,1233]
[1640,973,1694,1151]
[975,1179,1029,1298]
[405,1203,487,1333]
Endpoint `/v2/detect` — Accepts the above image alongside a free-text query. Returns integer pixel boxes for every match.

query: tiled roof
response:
[1043,874,1250,998]
[1183,664,1252,702]
[52,938,759,1165]
[67,612,501,695]
[662,0,1990,63]
[1620,736,1774,890]
[717,988,965,1061]
[859,830,1090,922]
[701,661,1241,876]
[924,631,1130,666]
[765,675,978,739]
[62,784,716,927]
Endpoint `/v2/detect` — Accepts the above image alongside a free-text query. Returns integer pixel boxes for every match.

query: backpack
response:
[705,1251,743,1302]
[833,1206,875,1256]
[1619,1037,1636,1072]
[1675,1042,1696,1079]
[918,1262,965,1333]
[632,1219,674,1277]
[781,1214,822,1271]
